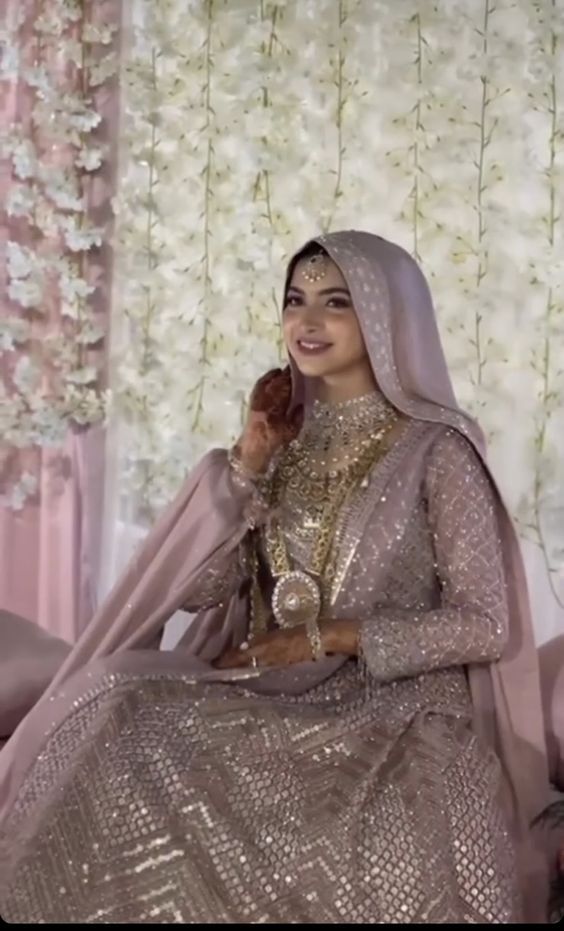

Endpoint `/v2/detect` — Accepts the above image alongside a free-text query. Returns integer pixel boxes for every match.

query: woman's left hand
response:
[214,626,314,670]
[214,618,360,670]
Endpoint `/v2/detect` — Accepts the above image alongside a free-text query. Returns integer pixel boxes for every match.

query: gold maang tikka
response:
[302,252,327,282]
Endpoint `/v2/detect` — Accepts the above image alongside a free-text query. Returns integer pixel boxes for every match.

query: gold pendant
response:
[272,570,321,628]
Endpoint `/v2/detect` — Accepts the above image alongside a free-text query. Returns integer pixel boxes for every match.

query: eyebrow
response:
[286,285,351,297]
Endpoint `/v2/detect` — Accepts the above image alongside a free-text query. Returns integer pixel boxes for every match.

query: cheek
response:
[332,319,367,355]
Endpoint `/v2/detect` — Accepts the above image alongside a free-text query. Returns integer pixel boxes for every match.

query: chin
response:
[291,358,337,378]
[288,350,339,378]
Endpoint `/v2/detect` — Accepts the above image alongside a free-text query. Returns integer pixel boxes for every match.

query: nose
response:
[296,303,325,329]
[304,318,319,332]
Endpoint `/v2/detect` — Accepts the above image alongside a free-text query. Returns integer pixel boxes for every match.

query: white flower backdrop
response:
[102,0,564,639]
[1,0,562,641]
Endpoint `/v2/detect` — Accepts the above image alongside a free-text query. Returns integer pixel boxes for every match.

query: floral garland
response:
[0,0,117,509]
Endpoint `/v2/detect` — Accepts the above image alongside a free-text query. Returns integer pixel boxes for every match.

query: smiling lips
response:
[295,339,333,355]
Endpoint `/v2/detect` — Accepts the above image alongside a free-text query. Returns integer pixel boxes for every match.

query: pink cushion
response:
[0,610,71,738]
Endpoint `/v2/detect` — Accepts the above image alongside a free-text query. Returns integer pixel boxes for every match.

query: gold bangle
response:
[306,617,325,661]
[228,446,269,530]
[228,445,256,482]
[228,444,272,486]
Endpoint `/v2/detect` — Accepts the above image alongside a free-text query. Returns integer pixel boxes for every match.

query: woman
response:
[0,231,552,923]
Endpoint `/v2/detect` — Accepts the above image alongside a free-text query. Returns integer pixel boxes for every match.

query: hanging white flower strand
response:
[520,0,564,605]
[0,0,117,508]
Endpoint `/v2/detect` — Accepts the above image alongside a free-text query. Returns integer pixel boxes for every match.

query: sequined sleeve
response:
[359,429,509,681]
[181,453,268,612]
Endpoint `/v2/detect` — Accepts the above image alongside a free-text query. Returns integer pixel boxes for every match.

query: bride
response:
[0,231,554,923]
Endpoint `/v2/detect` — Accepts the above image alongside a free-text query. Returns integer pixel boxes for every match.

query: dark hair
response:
[294,241,328,263]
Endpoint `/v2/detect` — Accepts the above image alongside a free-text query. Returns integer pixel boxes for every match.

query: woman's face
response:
[282,254,370,381]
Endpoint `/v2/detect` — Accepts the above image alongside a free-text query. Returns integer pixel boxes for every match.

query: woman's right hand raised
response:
[233,366,303,475]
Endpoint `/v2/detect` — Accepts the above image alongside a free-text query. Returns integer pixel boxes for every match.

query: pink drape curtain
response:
[0,0,121,642]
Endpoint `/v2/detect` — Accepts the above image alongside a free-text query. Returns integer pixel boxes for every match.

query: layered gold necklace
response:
[249,391,399,638]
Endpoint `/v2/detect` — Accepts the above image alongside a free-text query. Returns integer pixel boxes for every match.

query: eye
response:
[326,297,351,310]
[283,294,302,309]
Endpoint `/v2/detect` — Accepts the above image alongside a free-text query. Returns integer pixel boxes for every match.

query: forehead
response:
[289,254,348,290]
